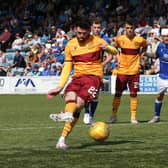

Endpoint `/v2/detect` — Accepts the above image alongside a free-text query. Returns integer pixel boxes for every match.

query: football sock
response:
[112,96,121,116]
[64,102,77,114]
[90,101,98,117]
[61,117,79,137]
[130,97,137,119]
[154,99,162,117]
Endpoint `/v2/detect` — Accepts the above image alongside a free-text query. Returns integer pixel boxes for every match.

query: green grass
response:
[0,94,168,168]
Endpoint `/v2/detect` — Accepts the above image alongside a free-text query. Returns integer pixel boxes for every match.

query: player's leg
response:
[56,96,85,149]
[128,74,139,124]
[148,78,167,123]
[83,102,91,124]
[56,75,101,149]
[50,91,77,122]
[81,76,101,124]
[50,79,82,122]
[84,98,98,125]
[148,94,164,123]
[130,95,138,124]
[89,98,98,124]
[109,74,126,123]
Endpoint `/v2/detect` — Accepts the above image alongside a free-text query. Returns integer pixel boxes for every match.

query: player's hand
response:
[46,87,62,100]
[98,43,107,50]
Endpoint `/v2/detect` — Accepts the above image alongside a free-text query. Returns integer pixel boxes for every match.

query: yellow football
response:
[89,122,110,141]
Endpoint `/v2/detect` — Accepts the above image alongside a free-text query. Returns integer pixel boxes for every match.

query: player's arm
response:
[47,44,72,99]
[140,38,147,58]
[99,39,118,65]
[106,45,118,55]
[59,61,72,88]
[102,53,112,66]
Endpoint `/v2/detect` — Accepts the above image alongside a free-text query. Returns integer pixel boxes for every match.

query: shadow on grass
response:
[0,139,144,158]
[70,139,144,149]
[106,120,168,124]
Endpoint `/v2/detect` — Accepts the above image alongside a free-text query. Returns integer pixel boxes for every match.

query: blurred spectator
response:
[146,58,160,75]
[23,66,31,76]
[158,15,168,26]
[23,28,33,40]
[48,26,57,42]
[0,66,7,76]
[0,50,6,66]
[0,50,7,76]
[38,45,47,63]
[41,30,50,43]
[23,29,34,48]
[55,62,63,76]
[1,0,168,77]
[67,24,76,39]
[0,27,12,51]
[39,62,50,76]
[32,32,42,45]
[12,33,23,50]
[27,64,41,76]
[46,48,55,60]
[45,56,52,69]
[9,49,26,76]
[27,51,40,68]
[21,11,32,31]
[52,41,62,57]
[146,29,161,58]
[49,64,57,76]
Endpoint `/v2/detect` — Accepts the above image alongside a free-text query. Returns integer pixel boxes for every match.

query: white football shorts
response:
[157,77,168,94]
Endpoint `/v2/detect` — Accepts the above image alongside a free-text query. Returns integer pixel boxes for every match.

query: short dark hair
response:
[125,19,135,26]
[15,49,20,52]
[90,17,102,25]
[75,17,91,30]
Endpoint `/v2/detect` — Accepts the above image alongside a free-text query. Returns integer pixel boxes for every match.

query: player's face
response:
[162,35,168,45]
[76,27,90,43]
[91,23,102,36]
[125,23,135,37]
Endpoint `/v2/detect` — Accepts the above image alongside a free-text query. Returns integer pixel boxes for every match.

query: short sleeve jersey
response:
[64,35,108,79]
[115,35,146,75]
[156,42,168,79]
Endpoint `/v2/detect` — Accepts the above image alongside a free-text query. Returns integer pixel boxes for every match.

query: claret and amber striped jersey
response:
[115,35,147,75]
[59,35,109,88]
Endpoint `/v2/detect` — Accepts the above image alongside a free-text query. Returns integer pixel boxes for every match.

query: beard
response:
[77,34,90,43]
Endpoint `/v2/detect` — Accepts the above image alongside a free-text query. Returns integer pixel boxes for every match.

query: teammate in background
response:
[109,19,147,124]
[83,18,104,125]
[47,17,118,149]
[148,28,168,123]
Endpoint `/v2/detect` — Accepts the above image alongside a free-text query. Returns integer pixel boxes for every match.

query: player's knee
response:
[77,97,85,109]
[64,91,77,103]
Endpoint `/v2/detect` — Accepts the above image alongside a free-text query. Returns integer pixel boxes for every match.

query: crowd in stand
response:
[0,0,168,76]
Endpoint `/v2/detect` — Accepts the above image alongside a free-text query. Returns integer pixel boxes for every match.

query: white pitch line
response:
[0,122,167,131]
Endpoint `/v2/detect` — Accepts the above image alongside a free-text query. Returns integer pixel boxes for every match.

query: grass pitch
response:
[0,94,168,168]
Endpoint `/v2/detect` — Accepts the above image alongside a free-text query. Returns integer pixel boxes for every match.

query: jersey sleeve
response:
[99,37,118,55]
[106,45,118,55]
[155,43,161,58]
[59,43,72,88]
[114,36,120,48]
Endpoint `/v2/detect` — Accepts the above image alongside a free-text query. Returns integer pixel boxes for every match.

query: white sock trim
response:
[59,136,65,141]
[155,99,162,103]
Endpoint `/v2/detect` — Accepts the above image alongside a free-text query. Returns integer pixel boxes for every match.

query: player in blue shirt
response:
[149,28,168,123]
